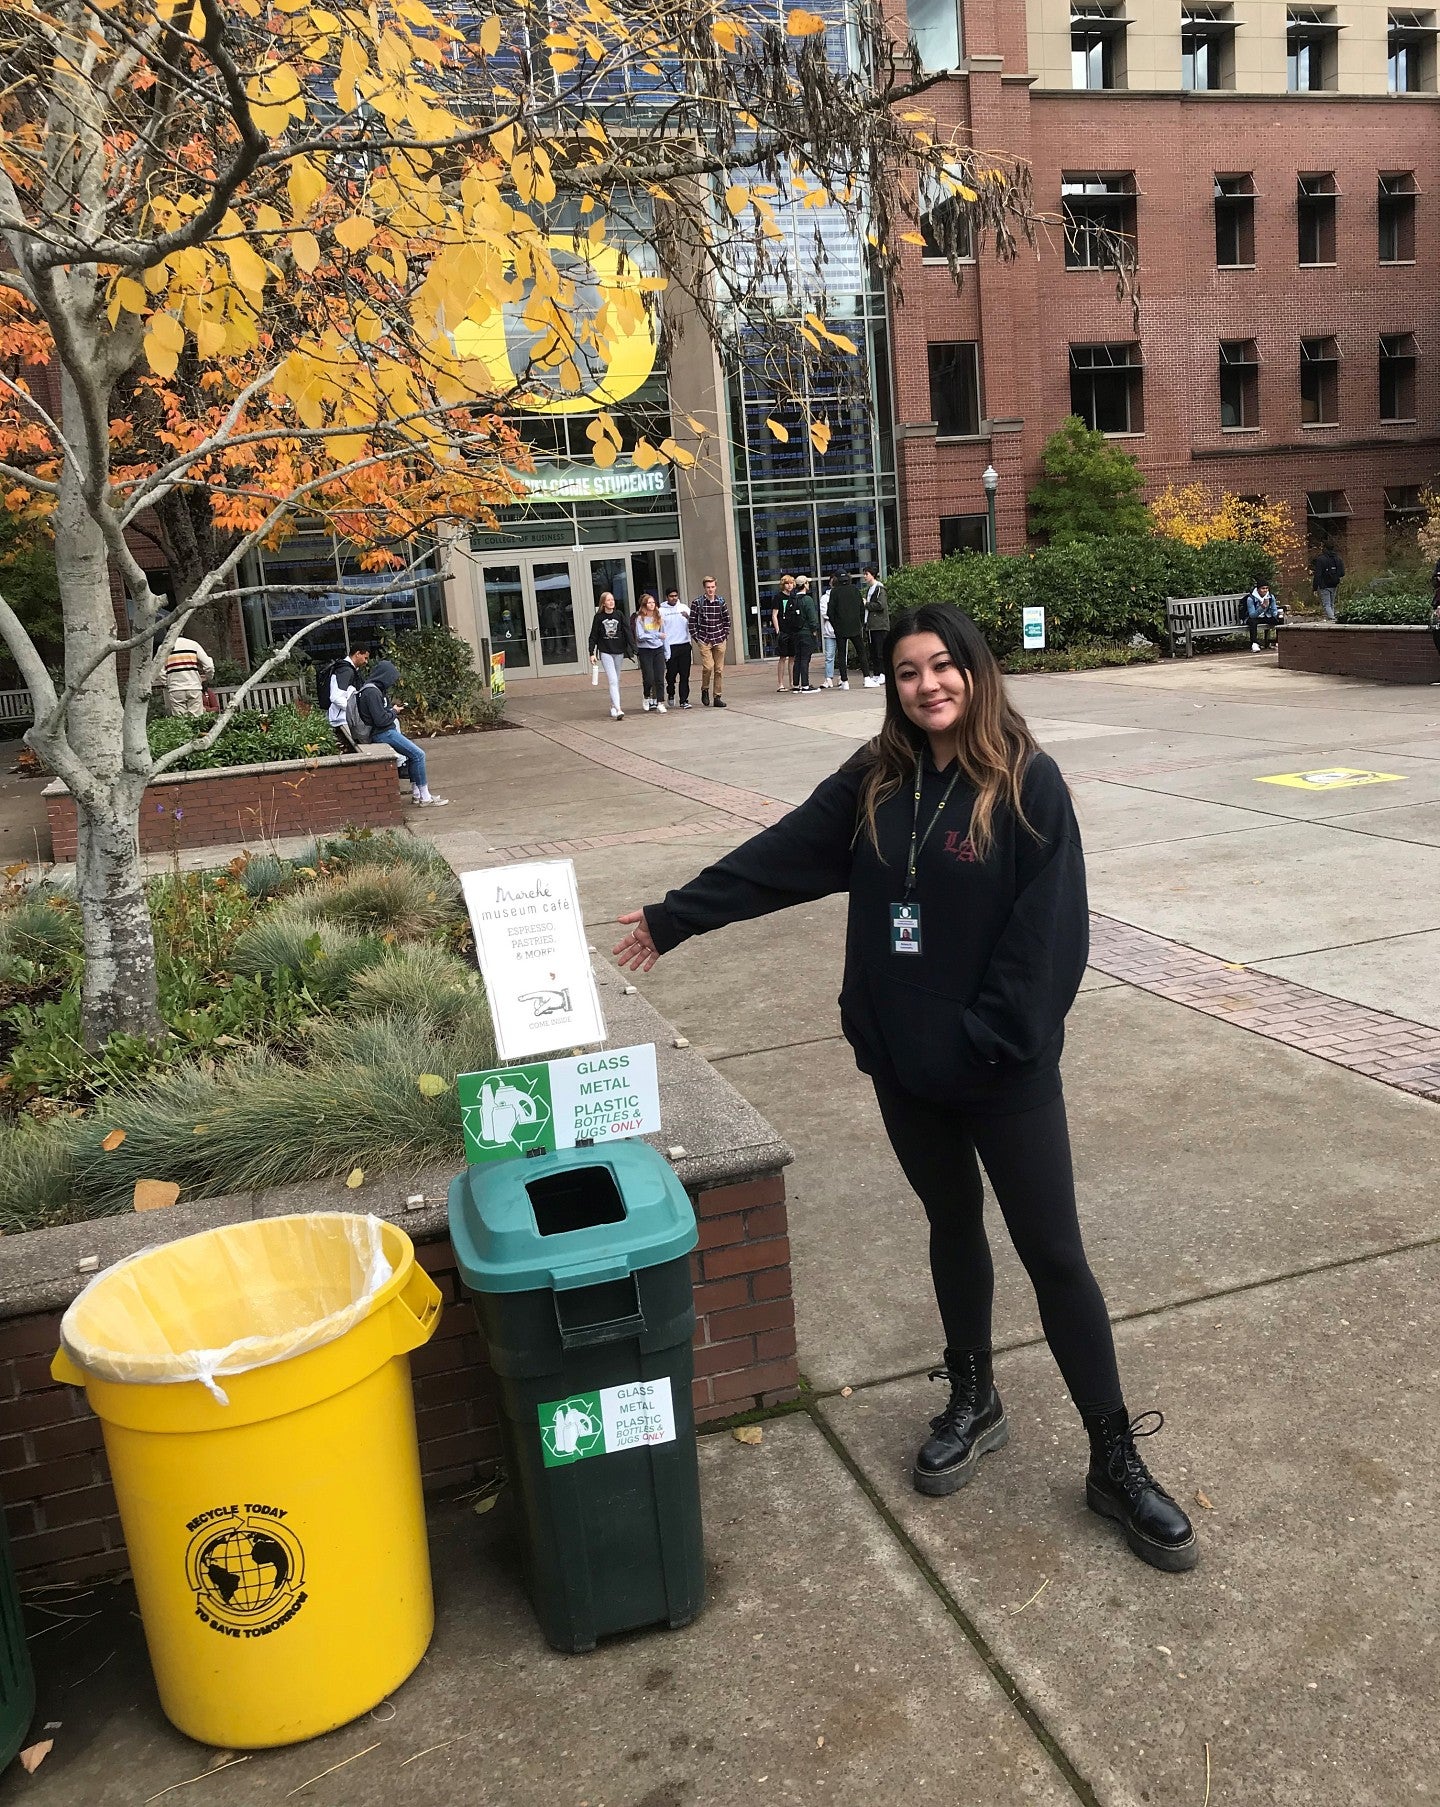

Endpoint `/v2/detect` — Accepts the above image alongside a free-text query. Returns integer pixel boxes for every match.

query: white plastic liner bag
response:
[59,1213,394,1406]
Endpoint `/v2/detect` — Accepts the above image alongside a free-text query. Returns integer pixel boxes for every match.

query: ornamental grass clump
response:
[349,944,480,1029]
[277,864,458,939]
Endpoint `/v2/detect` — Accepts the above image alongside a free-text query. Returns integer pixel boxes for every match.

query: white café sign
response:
[460,859,607,1060]
[1021,606,1046,651]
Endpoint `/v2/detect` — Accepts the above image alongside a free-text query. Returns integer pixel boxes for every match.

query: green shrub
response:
[275,865,458,939]
[1335,593,1433,625]
[148,705,333,772]
[886,534,1273,658]
[350,945,480,1027]
[1001,638,1160,674]
[1027,416,1149,543]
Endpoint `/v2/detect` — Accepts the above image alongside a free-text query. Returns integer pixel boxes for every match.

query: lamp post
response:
[982,464,1000,555]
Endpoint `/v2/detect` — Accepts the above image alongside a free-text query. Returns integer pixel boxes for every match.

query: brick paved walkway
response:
[1087,915,1440,1103]
[505,706,1440,1107]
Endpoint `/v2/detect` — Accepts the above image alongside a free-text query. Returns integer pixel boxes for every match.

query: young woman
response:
[588,592,633,720]
[633,592,669,713]
[614,602,1196,1573]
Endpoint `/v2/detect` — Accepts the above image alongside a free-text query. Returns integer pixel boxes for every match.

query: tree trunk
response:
[43,367,163,1047]
[72,780,162,1044]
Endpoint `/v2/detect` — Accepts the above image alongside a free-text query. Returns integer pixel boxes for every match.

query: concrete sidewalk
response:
[5,652,1439,1805]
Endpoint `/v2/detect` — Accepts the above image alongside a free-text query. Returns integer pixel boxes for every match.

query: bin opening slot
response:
[526,1166,626,1237]
[555,1276,646,1348]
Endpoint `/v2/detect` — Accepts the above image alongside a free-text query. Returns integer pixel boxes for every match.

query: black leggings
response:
[875,1083,1123,1415]
[637,645,666,702]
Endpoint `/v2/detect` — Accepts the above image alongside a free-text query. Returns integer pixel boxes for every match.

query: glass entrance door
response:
[477,556,586,678]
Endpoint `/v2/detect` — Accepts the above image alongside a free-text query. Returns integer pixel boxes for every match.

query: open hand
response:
[613,910,659,972]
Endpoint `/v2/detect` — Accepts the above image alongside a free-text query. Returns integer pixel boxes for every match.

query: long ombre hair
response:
[859,603,1039,861]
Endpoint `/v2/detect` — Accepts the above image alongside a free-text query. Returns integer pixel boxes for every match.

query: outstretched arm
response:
[613,756,867,970]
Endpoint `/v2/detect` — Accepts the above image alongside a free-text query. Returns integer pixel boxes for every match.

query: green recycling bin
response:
[0,1505,35,1773]
[449,1141,704,1653]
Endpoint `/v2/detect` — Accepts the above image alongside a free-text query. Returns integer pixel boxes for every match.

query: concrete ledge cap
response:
[42,745,397,798]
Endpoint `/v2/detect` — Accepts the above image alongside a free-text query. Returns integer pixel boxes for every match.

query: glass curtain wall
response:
[718,0,900,659]
[239,532,444,669]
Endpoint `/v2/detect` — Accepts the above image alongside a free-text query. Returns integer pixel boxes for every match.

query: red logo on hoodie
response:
[943,830,978,862]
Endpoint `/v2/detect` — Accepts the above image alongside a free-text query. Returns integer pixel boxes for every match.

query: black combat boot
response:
[1083,1408,1198,1572]
[912,1349,1009,1496]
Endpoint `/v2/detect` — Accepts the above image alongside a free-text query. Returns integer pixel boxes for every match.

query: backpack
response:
[782,594,807,636]
[344,686,374,744]
[316,657,354,711]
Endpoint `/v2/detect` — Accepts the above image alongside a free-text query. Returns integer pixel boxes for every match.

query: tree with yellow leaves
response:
[1148,483,1303,577]
[0,0,1034,1045]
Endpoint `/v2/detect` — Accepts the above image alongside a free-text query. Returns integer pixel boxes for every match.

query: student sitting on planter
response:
[351,659,448,807]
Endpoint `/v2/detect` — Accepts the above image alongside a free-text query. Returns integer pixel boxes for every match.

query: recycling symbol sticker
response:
[459,1066,553,1158]
[539,1393,604,1466]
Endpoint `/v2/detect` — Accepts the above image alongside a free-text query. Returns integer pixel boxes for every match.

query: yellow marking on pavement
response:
[1256,767,1405,791]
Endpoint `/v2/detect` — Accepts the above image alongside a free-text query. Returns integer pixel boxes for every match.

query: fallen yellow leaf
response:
[1195,1488,1215,1511]
[19,1741,52,1775]
[732,1425,763,1446]
[417,1074,448,1098]
[346,1167,365,1189]
[101,1128,126,1152]
[134,1180,181,1213]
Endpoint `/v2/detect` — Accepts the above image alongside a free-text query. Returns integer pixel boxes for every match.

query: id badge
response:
[890,902,922,955]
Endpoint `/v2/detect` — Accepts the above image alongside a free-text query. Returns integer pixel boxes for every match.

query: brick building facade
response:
[889,0,1439,568]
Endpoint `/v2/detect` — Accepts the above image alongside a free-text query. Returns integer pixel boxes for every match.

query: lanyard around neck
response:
[906,753,961,897]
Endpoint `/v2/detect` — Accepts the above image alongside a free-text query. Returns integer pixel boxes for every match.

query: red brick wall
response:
[886,43,1440,569]
[0,1173,797,1582]
[1279,623,1440,683]
[45,754,405,861]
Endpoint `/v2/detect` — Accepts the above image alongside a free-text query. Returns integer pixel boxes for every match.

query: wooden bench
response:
[1165,593,1250,657]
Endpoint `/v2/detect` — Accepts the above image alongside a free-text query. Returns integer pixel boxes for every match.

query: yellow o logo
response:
[454,234,657,415]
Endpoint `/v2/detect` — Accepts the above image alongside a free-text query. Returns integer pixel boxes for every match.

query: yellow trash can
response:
[51,1213,441,1749]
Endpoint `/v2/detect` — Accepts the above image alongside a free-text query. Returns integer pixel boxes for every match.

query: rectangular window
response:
[1384,485,1424,537]
[1306,489,1350,550]
[1182,5,1236,87]
[1300,336,1340,425]
[1070,343,1144,434]
[907,0,963,72]
[1379,332,1419,421]
[920,168,977,262]
[1071,5,1125,87]
[1287,7,1338,90]
[1215,174,1255,266]
[928,343,982,439]
[1219,339,1260,428]
[1379,172,1418,261]
[1062,174,1137,270]
[1298,173,1338,265]
[1388,11,1436,90]
[940,514,991,556]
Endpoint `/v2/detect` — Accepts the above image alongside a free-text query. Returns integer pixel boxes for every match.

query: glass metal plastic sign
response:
[457,1043,661,1165]
[460,859,606,1059]
[1022,606,1046,650]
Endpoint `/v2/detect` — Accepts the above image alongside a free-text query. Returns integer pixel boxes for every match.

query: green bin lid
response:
[447,1141,697,1294]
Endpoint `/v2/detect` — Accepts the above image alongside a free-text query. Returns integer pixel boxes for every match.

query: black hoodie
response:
[644,748,1087,1113]
[355,658,401,733]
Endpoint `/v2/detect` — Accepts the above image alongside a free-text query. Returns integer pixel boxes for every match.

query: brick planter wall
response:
[0,1172,797,1584]
[1279,624,1440,685]
[43,747,404,860]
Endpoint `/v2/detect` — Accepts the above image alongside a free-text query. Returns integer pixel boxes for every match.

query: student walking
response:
[613,602,1196,1574]
[862,567,890,685]
[827,573,869,689]
[661,587,693,708]
[588,591,633,719]
[1310,543,1344,622]
[160,634,215,716]
[353,659,447,806]
[633,593,669,713]
[691,576,731,708]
